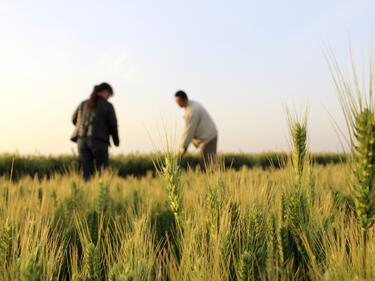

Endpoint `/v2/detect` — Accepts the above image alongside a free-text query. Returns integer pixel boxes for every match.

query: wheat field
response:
[0,160,373,281]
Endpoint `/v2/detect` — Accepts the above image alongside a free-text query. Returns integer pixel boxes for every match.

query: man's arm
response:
[108,104,120,147]
[179,111,199,156]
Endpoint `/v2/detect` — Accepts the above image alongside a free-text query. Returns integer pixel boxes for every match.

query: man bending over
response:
[175,90,218,171]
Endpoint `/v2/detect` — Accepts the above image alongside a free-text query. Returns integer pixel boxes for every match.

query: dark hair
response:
[175,90,188,100]
[88,82,114,108]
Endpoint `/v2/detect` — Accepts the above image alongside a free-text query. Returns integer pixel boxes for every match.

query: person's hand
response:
[114,140,120,147]
[179,148,186,158]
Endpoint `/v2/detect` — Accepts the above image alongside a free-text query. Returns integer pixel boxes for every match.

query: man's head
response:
[175,90,189,108]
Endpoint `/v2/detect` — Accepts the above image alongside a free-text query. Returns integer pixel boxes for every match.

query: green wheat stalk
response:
[157,153,184,226]
[84,243,102,281]
[266,212,277,272]
[238,251,252,281]
[240,206,267,281]
[96,181,110,214]
[0,220,12,266]
[352,109,375,229]
[286,108,309,184]
[327,49,375,278]
[353,108,375,278]
[277,110,312,275]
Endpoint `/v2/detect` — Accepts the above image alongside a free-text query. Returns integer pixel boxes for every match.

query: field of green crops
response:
[0,159,373,281]
[0,153,346,180]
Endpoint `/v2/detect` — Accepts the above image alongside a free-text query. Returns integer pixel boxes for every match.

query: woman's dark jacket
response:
[72,98,119,146]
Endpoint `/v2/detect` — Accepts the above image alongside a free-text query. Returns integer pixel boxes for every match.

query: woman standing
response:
[71,83,120,181]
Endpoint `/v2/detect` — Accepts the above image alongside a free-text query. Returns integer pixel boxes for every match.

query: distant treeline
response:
[0,153,347,180]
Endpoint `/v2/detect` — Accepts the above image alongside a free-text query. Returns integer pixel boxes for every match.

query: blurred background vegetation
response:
[0,152,347,180]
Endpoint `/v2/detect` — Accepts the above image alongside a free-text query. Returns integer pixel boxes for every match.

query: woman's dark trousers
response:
[78,138,109,181]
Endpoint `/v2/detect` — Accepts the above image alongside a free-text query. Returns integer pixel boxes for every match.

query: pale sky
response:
[0,0,374,154]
